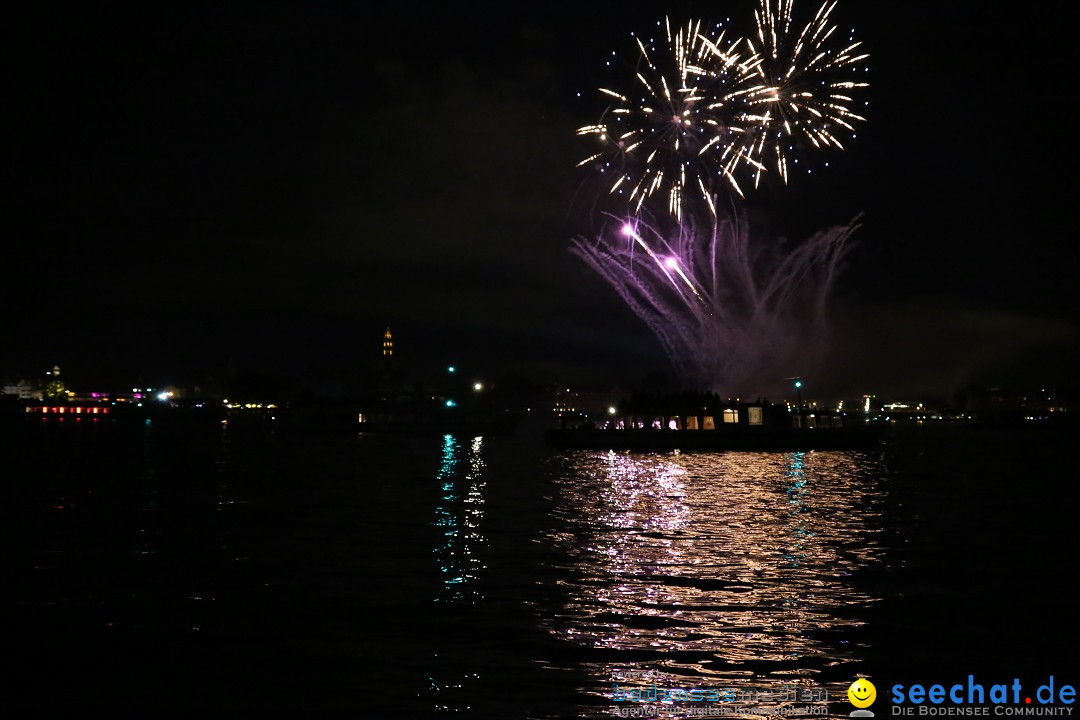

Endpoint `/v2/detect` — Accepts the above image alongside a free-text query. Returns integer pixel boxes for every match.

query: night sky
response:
[8,2,1077,399]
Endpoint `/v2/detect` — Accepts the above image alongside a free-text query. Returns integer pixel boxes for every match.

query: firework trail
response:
[573,1,867,393]
[745,0,870,187]
[571,212,860,395]
[576,18,762,221]
[577,0,868,219]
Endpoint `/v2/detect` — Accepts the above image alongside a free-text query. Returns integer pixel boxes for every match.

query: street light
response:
[786,377,805,418]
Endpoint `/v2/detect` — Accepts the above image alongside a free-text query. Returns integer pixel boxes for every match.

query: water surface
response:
[6,417,1075,717]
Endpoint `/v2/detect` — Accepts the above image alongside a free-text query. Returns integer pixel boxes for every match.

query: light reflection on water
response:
[13,420,916,717]
[428,434,489,713]
[434,434,487,604]
[540,449,889,713]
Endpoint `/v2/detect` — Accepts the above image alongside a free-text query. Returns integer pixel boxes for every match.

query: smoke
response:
[819,302,1080,399]
[571,209,860,397]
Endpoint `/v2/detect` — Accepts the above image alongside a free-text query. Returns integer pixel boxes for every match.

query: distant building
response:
[2,378,42,401]
[964,386,1070,416]
[551,386,629,423]
[382,327,394,358]
[43,365,67,399]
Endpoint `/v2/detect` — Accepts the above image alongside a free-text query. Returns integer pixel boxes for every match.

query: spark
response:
[577,0,868,217]
[572,1,868,393]
[573,212,860,394]
[576,18,760,222]
[745,0,869,186]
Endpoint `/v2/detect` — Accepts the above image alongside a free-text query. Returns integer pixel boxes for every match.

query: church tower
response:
[382,327,394,358]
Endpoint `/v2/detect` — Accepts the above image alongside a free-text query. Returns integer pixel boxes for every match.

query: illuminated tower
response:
[44,365,66,400]
[382,327,393,358]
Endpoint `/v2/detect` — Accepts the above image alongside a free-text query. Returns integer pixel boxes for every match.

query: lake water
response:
[6,415,1076,717]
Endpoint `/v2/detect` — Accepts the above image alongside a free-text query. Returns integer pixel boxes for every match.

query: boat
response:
[16,399,225,423]
[544,403,885,451]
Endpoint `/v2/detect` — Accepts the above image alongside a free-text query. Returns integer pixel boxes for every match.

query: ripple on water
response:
[538,449,890,711]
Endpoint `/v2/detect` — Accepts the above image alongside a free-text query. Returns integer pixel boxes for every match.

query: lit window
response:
[723,409,738,424]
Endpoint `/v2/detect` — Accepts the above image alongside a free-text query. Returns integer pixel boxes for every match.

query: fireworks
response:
[746,0,870,187]
[576,18,762,220]
[573,1,868,393]
[571,212,860,395]
[577,0,868,219]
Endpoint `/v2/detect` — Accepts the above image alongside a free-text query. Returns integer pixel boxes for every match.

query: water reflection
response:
[428,435,489,713]
[541,450,888,712]
[433,434,487,603]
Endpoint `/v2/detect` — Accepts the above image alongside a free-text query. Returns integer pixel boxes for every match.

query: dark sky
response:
[7,2,1077,398]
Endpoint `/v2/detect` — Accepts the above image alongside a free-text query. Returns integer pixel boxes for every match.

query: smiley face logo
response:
[848,678,877,708]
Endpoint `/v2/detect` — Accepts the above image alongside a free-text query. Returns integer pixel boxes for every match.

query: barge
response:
[545,403,885,452]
